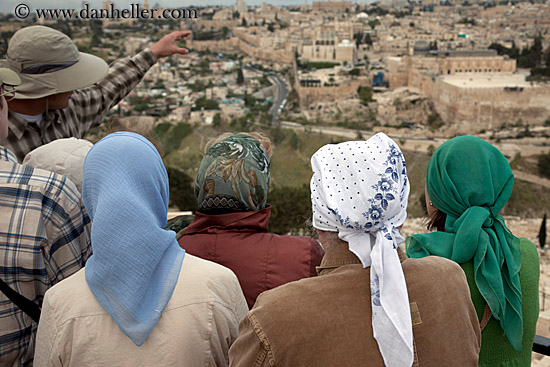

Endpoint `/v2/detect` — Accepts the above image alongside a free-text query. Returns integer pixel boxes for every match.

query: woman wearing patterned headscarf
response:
[407,136,539,367]
[178,132,324,309]
[34,132,248,366]
[229,133,480,367]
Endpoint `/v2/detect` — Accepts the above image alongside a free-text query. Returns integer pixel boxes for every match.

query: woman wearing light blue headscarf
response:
[34,132,248,367]
[82,131,184,346]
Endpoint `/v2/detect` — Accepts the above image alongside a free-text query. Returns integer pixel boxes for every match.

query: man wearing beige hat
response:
[1,25,190,162]
[0,67,93,366]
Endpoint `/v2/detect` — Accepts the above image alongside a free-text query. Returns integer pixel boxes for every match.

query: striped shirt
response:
[2,49,157,162]
[0,147,92,366]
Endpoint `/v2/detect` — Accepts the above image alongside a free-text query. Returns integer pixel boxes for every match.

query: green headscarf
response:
[406,136,523,352]
[195,134,270,212]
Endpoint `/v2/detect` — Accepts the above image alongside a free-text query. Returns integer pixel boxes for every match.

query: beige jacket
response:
[34,254,248,367]
[229,245,481,367]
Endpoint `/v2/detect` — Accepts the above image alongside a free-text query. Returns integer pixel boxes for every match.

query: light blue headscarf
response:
[82,132,185,346]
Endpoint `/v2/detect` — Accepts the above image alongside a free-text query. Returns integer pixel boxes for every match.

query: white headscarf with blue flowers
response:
[310,133,412,367]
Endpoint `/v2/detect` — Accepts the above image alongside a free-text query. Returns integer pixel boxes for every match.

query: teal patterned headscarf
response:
[406,136,523,352]
[195,134,270,212]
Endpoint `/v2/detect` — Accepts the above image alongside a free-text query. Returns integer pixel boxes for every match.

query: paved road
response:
[268,75,288,122]
[243,64,289,123]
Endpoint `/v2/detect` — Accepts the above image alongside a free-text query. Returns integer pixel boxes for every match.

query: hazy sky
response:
[0,0,323,14]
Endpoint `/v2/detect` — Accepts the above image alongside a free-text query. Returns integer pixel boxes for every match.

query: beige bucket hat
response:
[5,25,108,99]
[22,137,93,191]
[0,67,21,86]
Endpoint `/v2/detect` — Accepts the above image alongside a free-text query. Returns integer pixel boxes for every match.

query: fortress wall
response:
[432,81,550,132]
[195,20,238,29]
[236,38,294,64]
[187,38,239,52]
[188,37,293,64]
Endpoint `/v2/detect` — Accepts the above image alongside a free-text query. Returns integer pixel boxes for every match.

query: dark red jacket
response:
[178,206,324,309]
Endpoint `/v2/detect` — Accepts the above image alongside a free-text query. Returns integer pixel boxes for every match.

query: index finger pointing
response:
[171,30,191,40]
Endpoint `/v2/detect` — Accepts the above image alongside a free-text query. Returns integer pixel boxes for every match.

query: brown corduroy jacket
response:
[229,243,481,367]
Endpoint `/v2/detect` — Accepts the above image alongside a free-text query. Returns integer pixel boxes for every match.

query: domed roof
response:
[413,40,430,52]
[338,39,353,47]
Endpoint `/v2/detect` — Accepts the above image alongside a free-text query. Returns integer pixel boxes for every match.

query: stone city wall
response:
[387,55,517,85]
[311,1,352,12]
[236,38,294,64]
[188,37,293,64]
[194,20,238,30]
[187,38,239,53]
[432,81,550,132]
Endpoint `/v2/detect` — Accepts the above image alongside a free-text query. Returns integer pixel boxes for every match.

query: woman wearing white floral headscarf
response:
[230,133,480,367]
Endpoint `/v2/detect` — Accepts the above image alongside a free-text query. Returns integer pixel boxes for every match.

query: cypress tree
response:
[539,213,547,250]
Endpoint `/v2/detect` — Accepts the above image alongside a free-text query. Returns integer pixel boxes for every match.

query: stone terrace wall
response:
[295,79,366,108]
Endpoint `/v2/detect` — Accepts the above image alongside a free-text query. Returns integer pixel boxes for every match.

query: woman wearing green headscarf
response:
[406,136,539,366]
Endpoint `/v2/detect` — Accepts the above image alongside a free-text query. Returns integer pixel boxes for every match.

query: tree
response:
[538,151,550,179]
[241,18,247,26]
[154,122,193,154]
[353,32,363,48]
[194,96,219,111]
[221,26,229,39]
[267,23,274,32]
[368,19,380,29]
[165,167,197,211]
[90,33,101,48]
[268,185,313,235]
[539,213,547,249]
[236,68,244,85]
[364,33,373,46]
[244,93,256,107]
[357,86,373,106]
[530,36,543,68]
[260,112,272,125]
[90,20,103,37]
[212,113,222,127]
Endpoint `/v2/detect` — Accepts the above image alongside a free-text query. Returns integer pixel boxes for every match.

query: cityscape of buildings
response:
[1,0,548,139]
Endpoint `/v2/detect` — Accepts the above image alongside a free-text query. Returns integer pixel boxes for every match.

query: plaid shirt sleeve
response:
[70,48,158,137]
[0,147,92,366]
[42,183,92,285]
